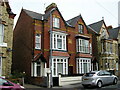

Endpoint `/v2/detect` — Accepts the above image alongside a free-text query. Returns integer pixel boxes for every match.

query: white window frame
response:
[0,24,7,47]
[76,39,90,53]
[53,17,60,28]
[52,31,67,51]
[78,24,84,33]
[76,58,91,74]
[52,56,68,77]
[0,24,4,43]
[31,61,44,77]
[35,34,41,49]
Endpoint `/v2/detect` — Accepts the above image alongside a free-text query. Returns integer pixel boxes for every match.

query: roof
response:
[23,9,43,20]
[88,20,104,34]
[67,15,81,26]
[108,27,120,39]
[66,14,88,28]
[33,53,47,62]
[87,25,98,34]
[1,0,16,16]
[23,8,68,26]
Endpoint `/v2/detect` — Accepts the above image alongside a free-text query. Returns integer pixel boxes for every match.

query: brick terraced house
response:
[12,3,92,86]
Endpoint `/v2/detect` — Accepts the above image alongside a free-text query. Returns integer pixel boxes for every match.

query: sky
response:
[8,0,120,28]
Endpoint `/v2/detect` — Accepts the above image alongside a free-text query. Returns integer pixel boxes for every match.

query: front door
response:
[68,66,73,75]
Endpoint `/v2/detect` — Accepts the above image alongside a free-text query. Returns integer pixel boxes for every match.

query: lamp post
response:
[49,8,56,88]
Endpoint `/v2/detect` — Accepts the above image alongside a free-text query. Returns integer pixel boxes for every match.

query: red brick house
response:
[12,3,92,86]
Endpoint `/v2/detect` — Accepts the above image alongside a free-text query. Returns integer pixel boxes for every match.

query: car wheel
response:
[113,78,117,84]
[97,81,102,88]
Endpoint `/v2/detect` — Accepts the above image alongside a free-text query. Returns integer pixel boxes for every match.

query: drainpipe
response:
[49,8,56,88]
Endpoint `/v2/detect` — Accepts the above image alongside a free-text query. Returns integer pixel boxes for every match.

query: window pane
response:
[53,17,60,28]
[0,24,4,43]
[77,39,90,53]
[54,34,56,48]
[78,24,83,33]
[35,34,41,49]
[57,39,62,49]
[57,63,63,74]
[53,63,56,75]
[53,32,66,50]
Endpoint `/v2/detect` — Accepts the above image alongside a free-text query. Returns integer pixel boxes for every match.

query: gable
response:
[99,24,109,39]
[44,7,67,28]
[76,16,88,34]
[66,15,89,34]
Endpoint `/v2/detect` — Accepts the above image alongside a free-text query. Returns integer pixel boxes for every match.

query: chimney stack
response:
[45,3,57,13]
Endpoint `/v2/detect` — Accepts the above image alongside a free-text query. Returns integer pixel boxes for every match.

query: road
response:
[74,81,120,89]
[25,81,120,90]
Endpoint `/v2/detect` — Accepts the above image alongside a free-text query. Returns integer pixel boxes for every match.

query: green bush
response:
[6,71,26,84]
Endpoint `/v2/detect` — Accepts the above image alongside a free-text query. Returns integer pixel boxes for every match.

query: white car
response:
[81,70,118,88]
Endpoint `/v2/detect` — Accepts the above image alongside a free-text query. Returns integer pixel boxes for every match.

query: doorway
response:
[68,66,73,75]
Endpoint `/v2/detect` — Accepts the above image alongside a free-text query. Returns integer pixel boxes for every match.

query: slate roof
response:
[23,9,87,28]
[108,27,120,39]
[23,8,69,27]
[23,9,44,20]
[88,20,104,34]
[67,15,81,27]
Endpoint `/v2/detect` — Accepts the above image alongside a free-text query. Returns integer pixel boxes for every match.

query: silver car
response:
[81,70,118,88]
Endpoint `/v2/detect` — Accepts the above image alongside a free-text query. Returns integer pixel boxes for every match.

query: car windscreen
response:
[85,72,95,77]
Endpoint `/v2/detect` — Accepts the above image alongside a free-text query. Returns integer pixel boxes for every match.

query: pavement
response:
[24,84,42,88]
[53,83,82,88]
[24,82,82,89]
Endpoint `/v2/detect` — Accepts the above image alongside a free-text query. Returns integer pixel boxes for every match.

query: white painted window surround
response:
[31,60,44,77]
[52,56,68,77]
[53,17,60,28]
[35,34,41,49]
[0,24,7,47]
[76,58,91,74]
[76,39,90,53]
[52,31,67,51]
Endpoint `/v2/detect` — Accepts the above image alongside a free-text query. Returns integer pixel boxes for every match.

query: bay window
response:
[76,38,90,53]
[76,58,91,74]
[52,31,67,50]
[52,57,68,77]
